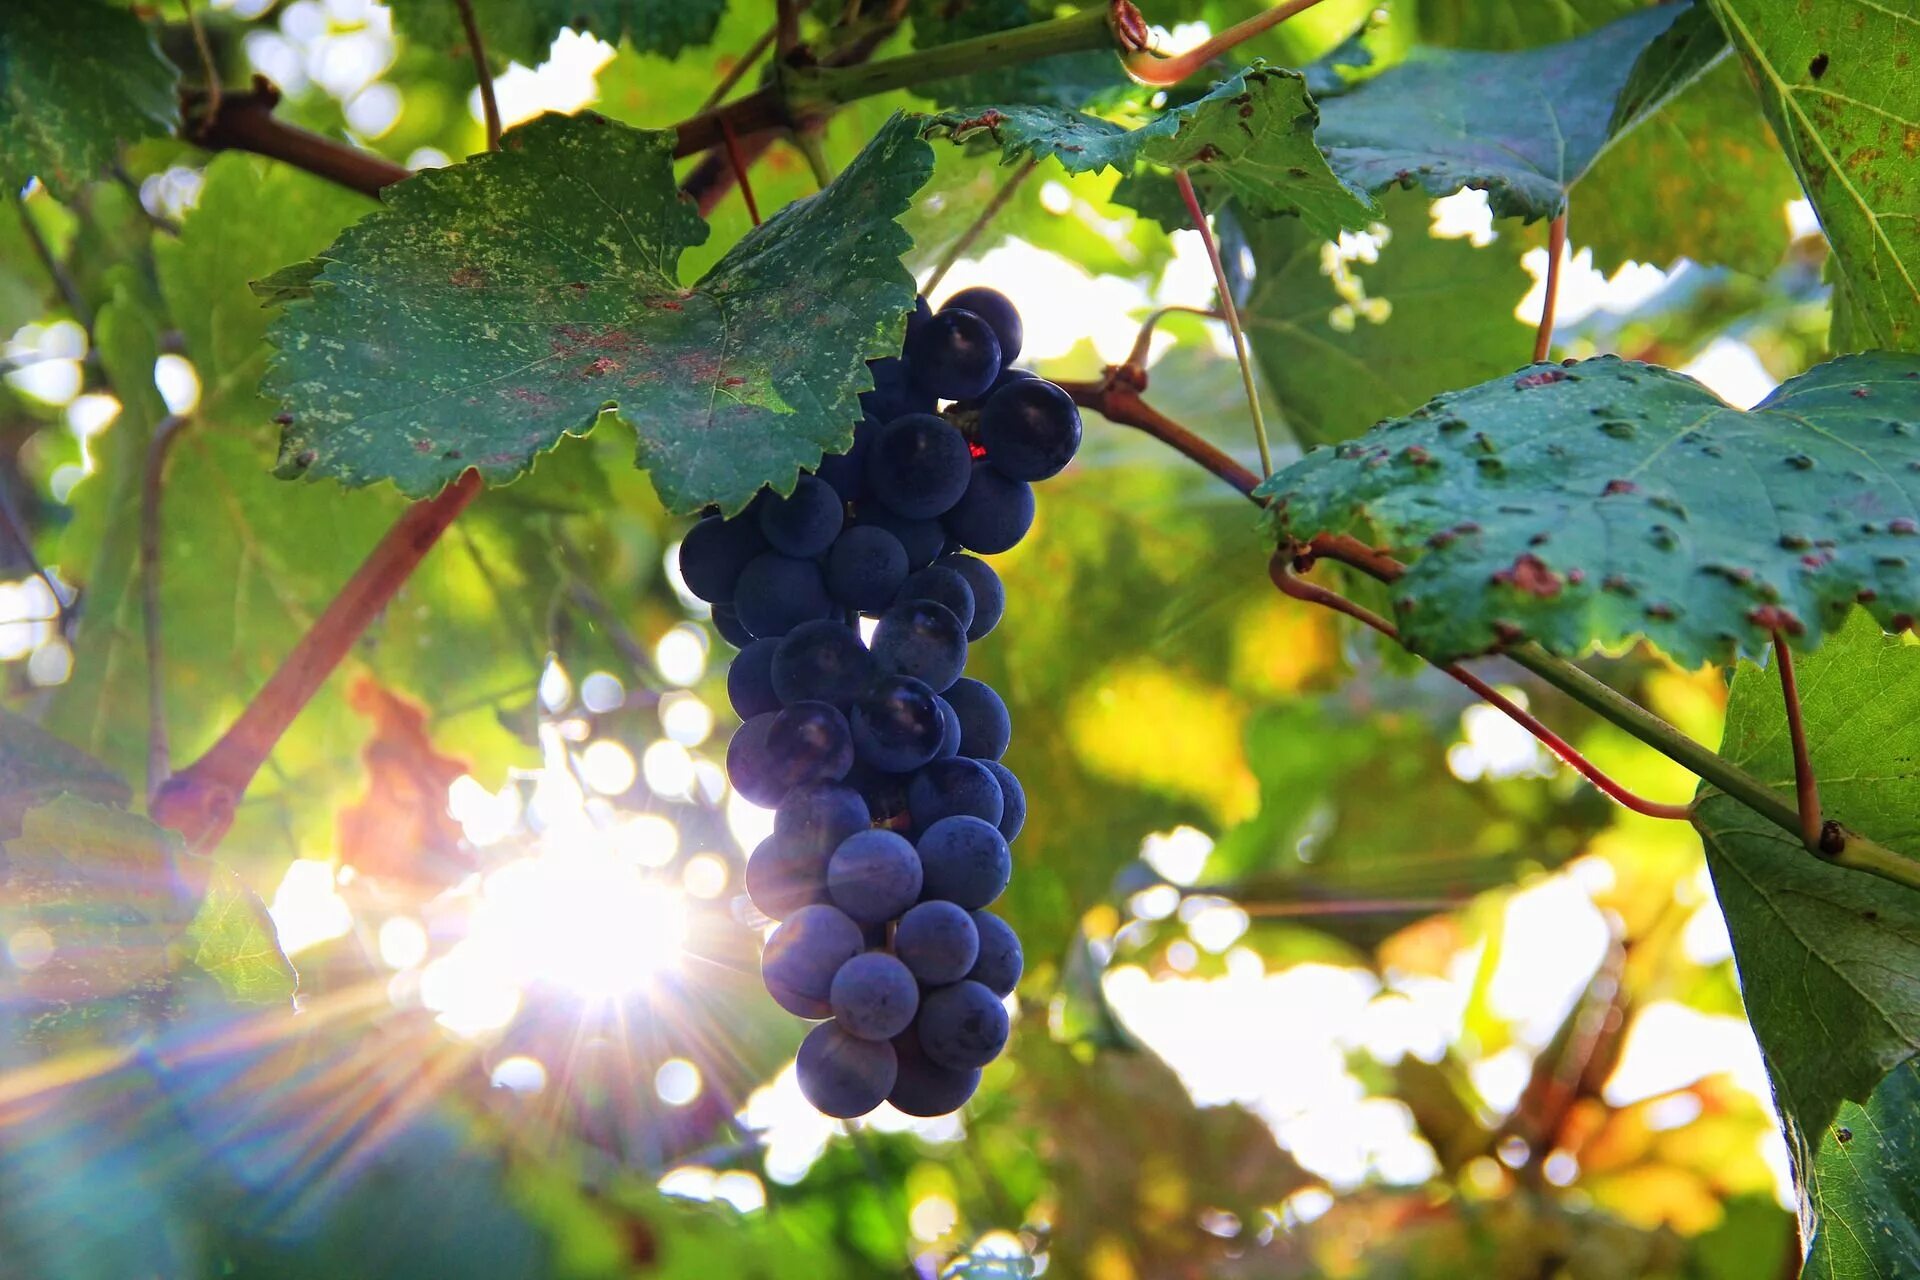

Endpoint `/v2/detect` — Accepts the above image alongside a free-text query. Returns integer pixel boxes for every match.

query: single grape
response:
[916,815,1012,910]
[761,903,863,1018]
[734,553,832,639]
[866,414,972,519]
[869,600,968,692]
[979,377,1082,481]
[827,828,923,924]
[772,619,876,707]
[727,636,781,720]
[906,309,1002,401]
[940,287,1023,367]
[939,554,1004,640]
[967,910,1024,997]
[943,461,1035,555]
[850,675,945,773]
[725,712,785,807]
[677,512,767,604]
[917,980,1010,1070]
[933,696,962,759]
[775,782,870,857]
[817,416,877,503]
[765,701,855,789]
[796,1021,897,1118]
[888,1027,982,1117]
[908,757,1004,831]
[894,900,980,986]
[981,760,1025,842]
[829,952,920,1041]
[944,677,1011,760]
[758,474,844,558]
[854,508,946,571]
[861,355,936,423]
[825,525,909,613]
[895,564,976,633]
[846,762,912,827]
[711,604,753,648]
[745,830,828,920]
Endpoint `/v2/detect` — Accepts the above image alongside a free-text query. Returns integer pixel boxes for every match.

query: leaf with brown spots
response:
[264,112,933,513]
[1258,350,1920,666]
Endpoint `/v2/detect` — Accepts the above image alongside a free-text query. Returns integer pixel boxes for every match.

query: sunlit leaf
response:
[184,864,296,1005]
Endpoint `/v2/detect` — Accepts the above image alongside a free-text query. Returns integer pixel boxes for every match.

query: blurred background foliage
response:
[0,0,1849,1275]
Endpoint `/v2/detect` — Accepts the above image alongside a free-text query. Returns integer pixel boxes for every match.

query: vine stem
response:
[141,415,190,802]
[1125,0,1331,85]
[719,118,763,226]
[1533,211,1568,363]
[923,158,1037,297]
[776,0,802,56]
[1269,555,1694,821]
[697,21,778,112]
[150,471,483,848]
[1054,370,1264,499]
[1772,630,1823,850]
[180,0,222,120]
[454,0,502,151]
[1175,170,1272,476]
[1119,304,1223,371]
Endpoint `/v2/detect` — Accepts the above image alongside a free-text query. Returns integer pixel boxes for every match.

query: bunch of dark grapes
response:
[679,289,1079,1119]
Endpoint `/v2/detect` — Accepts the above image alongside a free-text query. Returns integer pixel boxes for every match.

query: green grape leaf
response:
[908,0,1123,110]
[265,111,932,514]
[1705,0,1920,352]
[1313,3,1718,221]
[1802,1061,1920,1278]
[0,0,177,199]
[1256,351,1920,667]
[925,64,1377,235]
[0,707,130,837]
[1694,611,1920,1241]
[1241,186,1534,446]
[387,0,727,69]
[184,864,297,1005]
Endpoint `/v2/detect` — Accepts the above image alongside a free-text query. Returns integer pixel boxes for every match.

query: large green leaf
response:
[0,0,176,199]
[266,111,932,514]
[1706,0,1920,352]
[1313,3,1717,222]
[1241,187,1534,446]
[1257,352,1920,666]
[926,64,1377,235]
[0,706,130,836]
[388,0,728,69]
[1802,1061,1920,1278]
[1695,611,1920,1252]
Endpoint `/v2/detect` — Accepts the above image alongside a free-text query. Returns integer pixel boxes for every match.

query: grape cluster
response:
[679,289,1079,1119]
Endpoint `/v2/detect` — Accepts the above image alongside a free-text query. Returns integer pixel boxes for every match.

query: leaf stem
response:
[923,157,1037,297]
[1054,370,1265,500]
[1533,211,1567,363]
[179,0,223,120]
[454,0,502,151]
[790,127,835,189]
[719,117,764,226]
[1120,304,1223,372]
[141,415,190,802]
[1125,0,1331,86]
[1772,630,1823,850]
[1175,170,1272,476]
[776,0,803,57]
[150,471,484,848]
[698,22,778,112]
[1270,555,1693,821]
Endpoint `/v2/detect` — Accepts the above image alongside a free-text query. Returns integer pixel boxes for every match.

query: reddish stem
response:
[1533,211,1568,363]
[150,471,484,848]
[1125,0,1331,85]
[455,0,502,151]
[1773,630,1824,849]
[1053,372,1265,500]
[1174,169,1272,476]
[719,117,763,227]
[1268,555,1692,822]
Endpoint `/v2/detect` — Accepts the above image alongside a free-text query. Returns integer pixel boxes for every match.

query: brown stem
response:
[923,158,1037,297]
[1269,554,1693,822]
[1054,371,1265,501]
[1175,169,1272,476]
[1125,0,1330,85]
[455,0,503,151]
[719,117,763,227]
[150,471,484,847]
[1301,533,1406,583]
[184,77,412,199]
[1120,305,1223,372]
[179,0,223,121]
[141,415,190,801]
[1773,630,1823,850]
[776,0,802,56]
[698,22,778,112]
[1533,211,1568,363]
